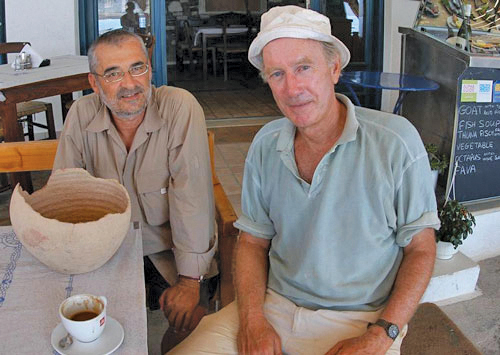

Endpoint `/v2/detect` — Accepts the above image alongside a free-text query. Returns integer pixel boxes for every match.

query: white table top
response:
[193,26,248,46]
[0,55,89,91]
[0,223,148,354]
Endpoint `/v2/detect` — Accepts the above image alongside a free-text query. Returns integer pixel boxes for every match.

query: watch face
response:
[388,324,399,339]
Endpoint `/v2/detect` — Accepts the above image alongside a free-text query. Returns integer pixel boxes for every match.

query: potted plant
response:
[425,143,449,189]
[435,199,476,259]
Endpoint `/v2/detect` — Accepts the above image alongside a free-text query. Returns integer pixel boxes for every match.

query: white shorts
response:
[169,288,407,355]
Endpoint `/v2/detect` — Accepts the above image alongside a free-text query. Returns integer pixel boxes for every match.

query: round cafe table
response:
[339,71,440,114]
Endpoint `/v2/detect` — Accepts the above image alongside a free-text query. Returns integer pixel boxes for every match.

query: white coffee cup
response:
[59,294,107,343]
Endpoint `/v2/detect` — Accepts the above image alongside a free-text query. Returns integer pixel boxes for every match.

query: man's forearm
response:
[234,232,271,323]
[378,228,436,329]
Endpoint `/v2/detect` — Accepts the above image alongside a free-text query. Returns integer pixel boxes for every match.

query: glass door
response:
[318,0,384,109]
[98,0,151,35]
[79,0,166,85]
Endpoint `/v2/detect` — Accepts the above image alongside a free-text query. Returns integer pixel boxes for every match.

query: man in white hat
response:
[170,5,439,354]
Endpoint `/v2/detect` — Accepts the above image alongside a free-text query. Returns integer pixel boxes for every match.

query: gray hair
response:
[259,40,341,83]
[88,29,148,73]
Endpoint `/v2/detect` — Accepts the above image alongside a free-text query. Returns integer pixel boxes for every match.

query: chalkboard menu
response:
[449,67,500,203]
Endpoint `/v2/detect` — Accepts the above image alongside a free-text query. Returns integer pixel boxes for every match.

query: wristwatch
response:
[367,319,400,340]
[178,274,204,282]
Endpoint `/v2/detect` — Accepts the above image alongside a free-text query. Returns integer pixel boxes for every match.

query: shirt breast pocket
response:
[137,172,169,226]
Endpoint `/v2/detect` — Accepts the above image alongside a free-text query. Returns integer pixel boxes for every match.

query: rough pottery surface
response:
[10,168,131,274]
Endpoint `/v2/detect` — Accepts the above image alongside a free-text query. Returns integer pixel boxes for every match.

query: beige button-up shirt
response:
[54,86,215,278]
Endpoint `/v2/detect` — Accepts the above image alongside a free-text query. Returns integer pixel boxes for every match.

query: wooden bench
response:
[402,302,481,354]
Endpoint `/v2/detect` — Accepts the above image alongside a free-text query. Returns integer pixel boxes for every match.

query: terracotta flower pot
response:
[10,168,131,274]
[436,241,459,260]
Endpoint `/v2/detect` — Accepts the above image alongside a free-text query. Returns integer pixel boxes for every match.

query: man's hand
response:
[325,326,393,355]
[159,277,200,331]
[237,314,282,355]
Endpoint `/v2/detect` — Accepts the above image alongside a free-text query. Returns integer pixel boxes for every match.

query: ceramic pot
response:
[10,168,131,274]
[436,241,459,260]
[431,170,439,190]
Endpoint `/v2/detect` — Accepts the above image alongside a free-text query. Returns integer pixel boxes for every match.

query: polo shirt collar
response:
[276,119,295,152]
[276,93,359,153]
[86,86,164,133]
[335,93,359,146]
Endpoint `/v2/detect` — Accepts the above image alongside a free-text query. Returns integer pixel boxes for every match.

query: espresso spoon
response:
[59,333,73,349]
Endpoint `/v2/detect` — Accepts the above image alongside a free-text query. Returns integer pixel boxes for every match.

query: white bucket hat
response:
[248,5,351,71]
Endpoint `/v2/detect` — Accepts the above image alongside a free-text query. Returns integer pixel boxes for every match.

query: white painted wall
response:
[5,0,79,137]
[460,211,500,262]
[381,0,420,113]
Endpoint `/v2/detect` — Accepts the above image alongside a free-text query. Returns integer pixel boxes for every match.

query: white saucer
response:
[51,316,124,355]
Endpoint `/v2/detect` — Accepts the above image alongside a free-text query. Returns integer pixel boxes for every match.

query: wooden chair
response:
[0,42,57,141]
[0,42,30,58]
[214,16,250,81]
[0,132,238,307]
[176,21,216,76]
[208,131,238,306]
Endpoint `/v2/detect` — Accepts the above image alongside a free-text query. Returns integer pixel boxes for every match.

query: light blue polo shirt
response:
[234,94,440,311]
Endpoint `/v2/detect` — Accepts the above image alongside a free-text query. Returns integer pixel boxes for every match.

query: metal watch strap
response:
[178,274,204,282]
[367,319,400,340]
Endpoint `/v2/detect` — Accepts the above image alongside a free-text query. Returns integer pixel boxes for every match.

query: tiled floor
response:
[213,141,248,216]
[172,72,282,120]
[196,88,281,119]
[208,125,263,218]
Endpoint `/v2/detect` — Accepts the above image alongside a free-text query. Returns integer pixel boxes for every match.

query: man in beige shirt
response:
[53,29,215,333]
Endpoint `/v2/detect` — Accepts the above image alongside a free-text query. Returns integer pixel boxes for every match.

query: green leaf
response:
[437,199,475,246]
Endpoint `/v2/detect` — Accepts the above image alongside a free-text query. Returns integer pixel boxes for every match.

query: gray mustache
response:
[117,86,143,98]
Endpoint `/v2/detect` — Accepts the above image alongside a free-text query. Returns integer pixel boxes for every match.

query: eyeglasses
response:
[93,63,149,83]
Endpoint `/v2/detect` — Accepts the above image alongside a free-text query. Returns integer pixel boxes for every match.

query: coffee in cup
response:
[59,294,107,343]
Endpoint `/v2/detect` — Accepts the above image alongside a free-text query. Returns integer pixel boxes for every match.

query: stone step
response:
[420,251,480,305]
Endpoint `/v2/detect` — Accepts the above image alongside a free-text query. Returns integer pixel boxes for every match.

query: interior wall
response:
[5,0,79,137]
[381,0,420,113]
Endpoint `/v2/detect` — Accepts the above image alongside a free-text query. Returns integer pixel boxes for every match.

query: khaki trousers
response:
[169,289,407,355]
